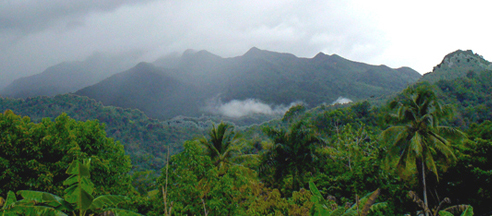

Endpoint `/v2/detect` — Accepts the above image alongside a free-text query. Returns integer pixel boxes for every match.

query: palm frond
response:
[424,150,439,178]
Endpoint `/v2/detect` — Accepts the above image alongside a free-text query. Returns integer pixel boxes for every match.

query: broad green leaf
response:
[63,175,78,186]
[461,206,473,216]
[63,159,95,212]
[313,204,332,216]
[10,205,68,216]
[89,195,127,211]
[329,207,347,216]
[64,184,94,210]
[439,211,454,216]
[65,159,91,177]
[2,191,17,209]
[309,180,324,203]
[17,190,68,209]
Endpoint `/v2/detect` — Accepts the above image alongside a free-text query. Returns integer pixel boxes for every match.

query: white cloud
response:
[205,98,300,118]
[331,97,353,105]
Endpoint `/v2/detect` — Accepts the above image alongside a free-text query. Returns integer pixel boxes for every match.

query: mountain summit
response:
[75,62,200,118]
[421,50,492,83]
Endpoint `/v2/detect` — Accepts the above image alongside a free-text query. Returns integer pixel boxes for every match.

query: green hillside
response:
[420,50,492,83]
[75,62,202,119]
[0,94,205,171]
[434,69,492,127]
[4,52,492,215]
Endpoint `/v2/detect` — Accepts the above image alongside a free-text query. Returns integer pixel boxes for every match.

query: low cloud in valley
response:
[205,98,300,118]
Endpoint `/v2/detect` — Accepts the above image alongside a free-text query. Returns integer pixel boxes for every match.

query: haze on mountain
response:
[75,62,201,119]
[420,50,492,83]
[75,47,421,119]
[2,0,491,93]
[0,52,142,98]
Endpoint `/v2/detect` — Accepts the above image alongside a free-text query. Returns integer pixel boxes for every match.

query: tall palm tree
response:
[262,120,324,192]
[381,85,464,215]
[198,122,242,171]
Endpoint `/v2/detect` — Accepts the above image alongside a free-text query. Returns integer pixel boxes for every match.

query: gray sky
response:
[1,0,491,88]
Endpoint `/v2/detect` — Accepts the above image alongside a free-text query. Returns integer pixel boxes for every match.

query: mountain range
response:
[74,47,421,119]
[1,49,490,171]
[6,48,489,120]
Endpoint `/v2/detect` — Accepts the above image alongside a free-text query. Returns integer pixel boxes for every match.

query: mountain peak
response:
[243,47,263,57]
[433,49,490,72]
[444,49,474,58]
[182,49,197,56]
[181,49,221,61]
[314,52,327,58]
[242,47,298,60]
[421,49,492,83]
[134,62,155,71]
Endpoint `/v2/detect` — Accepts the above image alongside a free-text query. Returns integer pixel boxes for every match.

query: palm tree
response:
[261,120,324,192]
[381,85,464,215]
[198,122,242,171]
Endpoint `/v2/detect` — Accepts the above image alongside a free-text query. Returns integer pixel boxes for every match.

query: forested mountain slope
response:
[0,94,205,171]
[434,69,492,127]
[76,62,202,119]
[420,49,492,83]
[77,48,421,119]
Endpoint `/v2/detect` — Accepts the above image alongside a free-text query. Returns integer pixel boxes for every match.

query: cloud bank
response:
[2,0,492,89]
[205,98,300,118]
[331,97,353,105]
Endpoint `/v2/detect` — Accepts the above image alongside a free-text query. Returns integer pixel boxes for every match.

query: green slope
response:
[420,49,492,83]
[75,62,202,119]
[0,94,205,171]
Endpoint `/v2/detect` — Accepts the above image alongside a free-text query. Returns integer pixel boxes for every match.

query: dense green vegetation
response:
[435,70,492,127]
[2,67,492,214]
[0,110,133,196]
[421,50,492,83]
[0,94,206,171]
[1,159,141,215]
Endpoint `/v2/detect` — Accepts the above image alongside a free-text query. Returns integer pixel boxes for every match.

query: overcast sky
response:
[1,0,491,88]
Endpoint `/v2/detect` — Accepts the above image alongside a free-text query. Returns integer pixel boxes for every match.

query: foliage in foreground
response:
[0,110,133,196]
[0,159,141,216]
[5,71,492,215]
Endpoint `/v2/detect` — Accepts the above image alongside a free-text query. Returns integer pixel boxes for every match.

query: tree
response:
[261,120,324,193]
[198,122,242,171]
[381,85,464,215]
[438,121,492,214]
[282,103,307,122]
[156,141,250,215]
[0,110,133,197]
